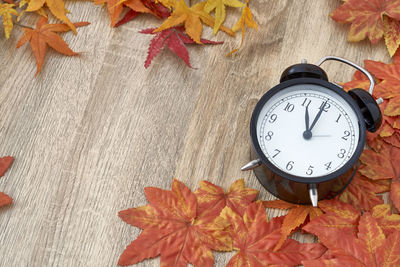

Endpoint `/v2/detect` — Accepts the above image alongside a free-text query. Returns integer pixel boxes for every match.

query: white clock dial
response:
[256,84,360,178]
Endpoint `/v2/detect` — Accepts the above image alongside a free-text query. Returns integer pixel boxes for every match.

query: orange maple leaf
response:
[334,172,390,211]
[118,179,232,266]
[0,156,14,208]
[372,204,400,236]
[263,199,323,250]
[303,210,400,267]
[342,61,400,149]
[330,0,400,56]
[154,0,234,44]
[221,201,326,266]
[16,17,90,76]
[359,142,400,210]
[94,0,154,27]
[263,200,353,250]
[195,179,258,217]
[364,55,400,116]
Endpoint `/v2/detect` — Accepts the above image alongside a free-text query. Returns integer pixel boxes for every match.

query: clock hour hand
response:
[305,104,310,131]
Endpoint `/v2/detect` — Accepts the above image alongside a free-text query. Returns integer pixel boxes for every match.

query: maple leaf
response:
[358,142,400,210]
[341,67,400,149]
[263,199,323,250]
[154,0,234,44]
[24,0,77,34]
[227,0,257,55]
[0,3,18,39]
[363,55,400,116]
[203,0,244,34]
[371,204,400,236]
[95,0,154,26]
[334,172,390,211]
[330,0,400,55]
[114,0,170,27]
[195,179,258,217]
[221,201,326,266]
[140,26,223,68]
[384,16,400,56]
[118,179,232,266]
[0,156,14,208]
[16,17,90,76]
[303,211,400,267]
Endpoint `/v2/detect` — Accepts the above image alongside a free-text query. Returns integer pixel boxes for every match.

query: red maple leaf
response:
[0,156,14,207]
[118,179,232,266]
[221,201,327,266]
[140,26,223,68]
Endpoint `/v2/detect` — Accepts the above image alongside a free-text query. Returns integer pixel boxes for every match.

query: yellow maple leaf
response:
[24,0,76,34]
[227,0,257,55]
[204,0,244,34]
[154,0,234,44]
[0,3,18,39]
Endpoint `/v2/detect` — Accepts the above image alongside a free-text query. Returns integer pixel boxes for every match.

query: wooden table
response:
[0,0,390,266]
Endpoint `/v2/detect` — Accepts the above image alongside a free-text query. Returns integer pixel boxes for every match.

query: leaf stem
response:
[13,21,34,30]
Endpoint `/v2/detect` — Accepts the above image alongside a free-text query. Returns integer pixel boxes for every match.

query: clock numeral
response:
[301,98,311,107]
[306,165,314,175]
[324,161,332,170]
[337,149,346,158]
[269,114,278,123]
[319,101,331,112]
[286,161,294,171]
[272,149,281,158]
[335,114,342,123]
[342,130,351,140]
[283,103,295,112]
[265,131,273,141]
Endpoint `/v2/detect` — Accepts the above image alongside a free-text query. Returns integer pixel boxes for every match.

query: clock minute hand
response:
[309,101,327,132]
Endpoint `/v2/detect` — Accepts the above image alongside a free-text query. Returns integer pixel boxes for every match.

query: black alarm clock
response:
[242,56,382,206]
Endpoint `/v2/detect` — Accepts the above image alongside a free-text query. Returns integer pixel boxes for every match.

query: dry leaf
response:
[0,3,18,39]
[0,156,14,208]
[118,179,232,266]
[24,0,77,33]
[303,211,400,267]
[140,26,223,68]
[263,199,323,250]
[358,142,400,210]
[203,0,244,34]
[222,201,326,266]
[154,0,234,44]
[114,0,170,27]
[16,17,90,76]
[95,0,153,26]
[330,0,400,55]
[336,173,389,211]
[227,0,257,55]
[372,204,400,236]
[195,179,258,217]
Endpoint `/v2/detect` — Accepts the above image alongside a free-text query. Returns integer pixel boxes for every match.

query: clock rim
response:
[250,77,366,184]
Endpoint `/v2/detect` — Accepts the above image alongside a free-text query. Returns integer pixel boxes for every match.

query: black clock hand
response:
[305,104,310,131]
[309,101,327,132]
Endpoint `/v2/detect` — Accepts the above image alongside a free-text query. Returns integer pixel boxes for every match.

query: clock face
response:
[255,83,361,178]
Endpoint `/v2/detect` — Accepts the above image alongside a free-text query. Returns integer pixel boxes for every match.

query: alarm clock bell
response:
[242,56,383,207]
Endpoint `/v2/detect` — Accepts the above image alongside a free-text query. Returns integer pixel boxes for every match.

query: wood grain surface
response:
[0,0,391,266]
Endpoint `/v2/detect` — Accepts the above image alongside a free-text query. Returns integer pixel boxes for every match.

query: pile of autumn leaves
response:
[0,0,257,76]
